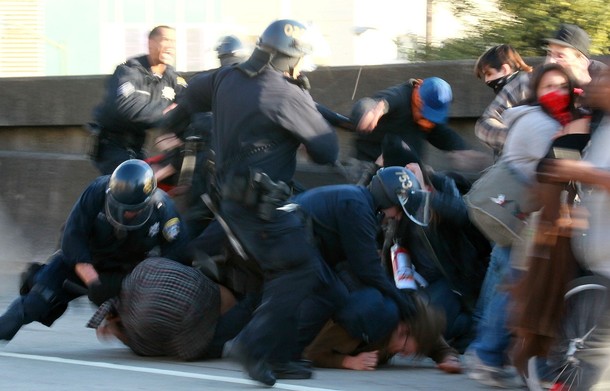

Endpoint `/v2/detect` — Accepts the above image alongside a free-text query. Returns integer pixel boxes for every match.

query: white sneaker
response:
[465,350,524,389]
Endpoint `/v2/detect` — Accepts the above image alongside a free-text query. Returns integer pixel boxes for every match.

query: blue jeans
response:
[469,245,514,367]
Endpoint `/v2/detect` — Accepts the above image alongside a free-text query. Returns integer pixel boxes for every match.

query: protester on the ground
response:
[88,257,261,361]
[304,290,461,374]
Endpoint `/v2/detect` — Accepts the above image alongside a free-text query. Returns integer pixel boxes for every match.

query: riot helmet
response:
[258,19,313,73]
[105,159,157,230]
[368,166,430,226]
[215,35,246,66]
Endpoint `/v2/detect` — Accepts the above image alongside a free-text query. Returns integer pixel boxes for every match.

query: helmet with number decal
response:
[368,166,430,226]
[105,159,157,230]
[256,19,314,73]
[258,19,312,58]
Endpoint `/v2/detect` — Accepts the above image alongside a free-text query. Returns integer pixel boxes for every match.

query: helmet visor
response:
[105,189,154,230]
[398,189,431,226]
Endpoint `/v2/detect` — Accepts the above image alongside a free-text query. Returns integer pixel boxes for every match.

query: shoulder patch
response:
[163,217,180,241]
[176,76,188,88]
[117,81,135,98]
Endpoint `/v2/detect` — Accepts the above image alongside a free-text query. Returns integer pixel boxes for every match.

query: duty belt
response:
[221,171,292,221]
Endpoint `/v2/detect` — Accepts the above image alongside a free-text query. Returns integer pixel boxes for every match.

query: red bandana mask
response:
[539,90,572,126]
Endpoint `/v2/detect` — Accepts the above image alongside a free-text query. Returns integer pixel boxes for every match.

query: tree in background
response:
[400,0,610,61]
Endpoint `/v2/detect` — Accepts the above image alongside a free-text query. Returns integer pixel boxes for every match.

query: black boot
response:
[226,341,276,386]
[0,291,55,342]
[270,360,313,379]
[0,297,28,341]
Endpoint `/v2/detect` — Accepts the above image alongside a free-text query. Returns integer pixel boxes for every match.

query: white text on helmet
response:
[396,171,412,193]
[284,24,305,39]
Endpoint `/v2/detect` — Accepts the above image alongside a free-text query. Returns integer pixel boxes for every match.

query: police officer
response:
[90,26,188,175]
[154,35,249,240]
[215,35,247,67]
[172,19,339,385]
[291,166,426,355]
[0,159,190,342]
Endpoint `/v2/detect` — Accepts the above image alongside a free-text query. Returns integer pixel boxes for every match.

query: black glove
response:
[87,280,108,306]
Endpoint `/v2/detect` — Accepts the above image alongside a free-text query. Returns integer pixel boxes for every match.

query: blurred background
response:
[1,0,609,77]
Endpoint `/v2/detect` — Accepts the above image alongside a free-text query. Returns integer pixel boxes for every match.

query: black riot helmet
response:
[105,159,157,230]
[216,35,243,58]
[258,19,312,72]
[215,35,246,66]
[368,166,431,226]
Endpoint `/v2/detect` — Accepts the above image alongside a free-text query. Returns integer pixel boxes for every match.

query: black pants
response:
[220,200,345,362]
[93,139,144,175]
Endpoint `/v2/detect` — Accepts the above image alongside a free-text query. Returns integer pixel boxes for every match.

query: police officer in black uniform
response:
[291,167,425,354]
[171,19,340,385]
[90,26,187,175]
[0,159,190,342]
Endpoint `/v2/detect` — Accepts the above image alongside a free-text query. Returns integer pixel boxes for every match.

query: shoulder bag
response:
[464,161,541,247]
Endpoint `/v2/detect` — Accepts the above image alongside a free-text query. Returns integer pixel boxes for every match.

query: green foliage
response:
[404,0,610,61]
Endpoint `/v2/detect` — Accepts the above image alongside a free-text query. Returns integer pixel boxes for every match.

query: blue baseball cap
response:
[419,77,453,124]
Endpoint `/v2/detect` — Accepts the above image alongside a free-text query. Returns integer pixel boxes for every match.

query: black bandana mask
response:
[485,72,518,95]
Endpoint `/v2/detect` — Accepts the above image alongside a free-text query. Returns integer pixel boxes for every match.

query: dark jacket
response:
[396,172,490,302]
[180,63,338,185]
[93,55,187,150]
[292,184,415,318]
[61,176,190,271]
[352,79,467,161]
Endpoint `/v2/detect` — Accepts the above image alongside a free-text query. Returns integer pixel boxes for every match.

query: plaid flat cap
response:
[89,257,220,361]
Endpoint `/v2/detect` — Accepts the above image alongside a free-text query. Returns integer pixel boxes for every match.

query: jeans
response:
[469,244,514,367]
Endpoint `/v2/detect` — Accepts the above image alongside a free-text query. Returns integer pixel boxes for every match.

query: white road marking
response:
[0,352,339,391]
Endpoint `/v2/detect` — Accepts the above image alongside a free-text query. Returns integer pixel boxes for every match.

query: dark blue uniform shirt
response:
[292,184,413,317]
[93,55,187,149]
[61,176,190,271]
[179,65,338,185]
